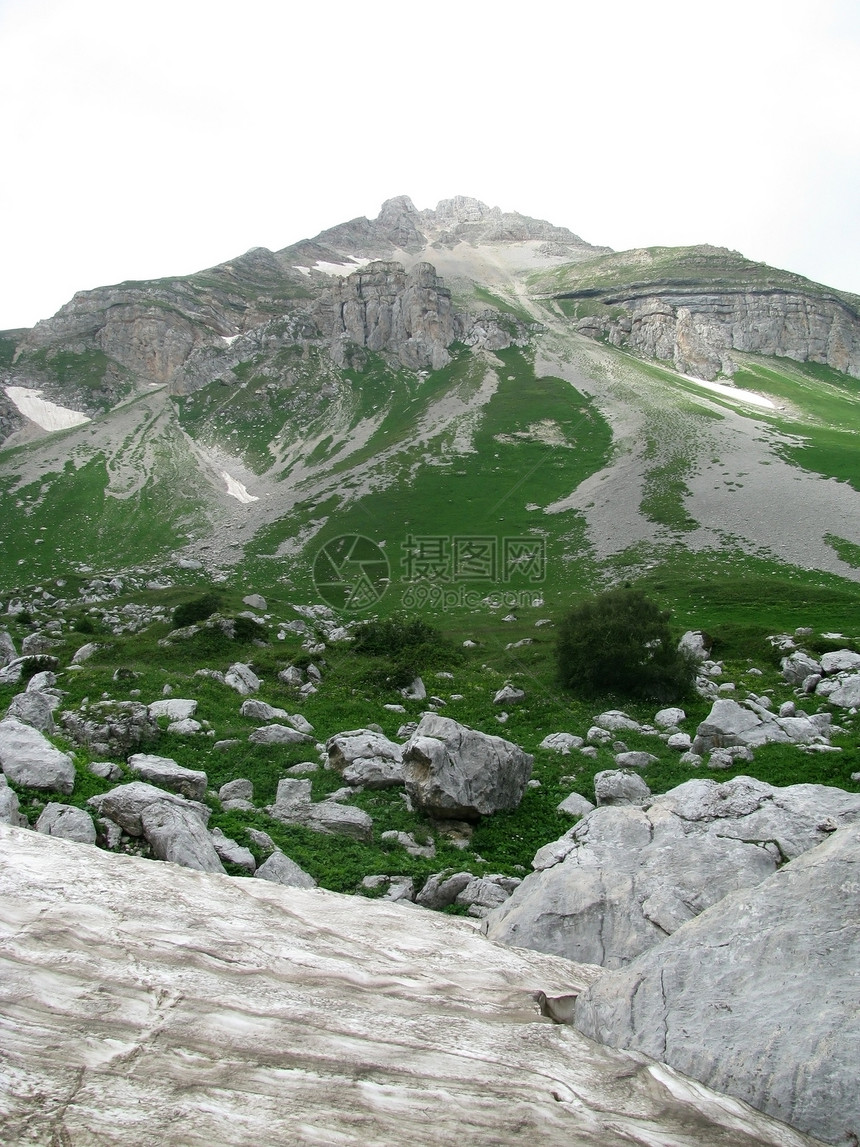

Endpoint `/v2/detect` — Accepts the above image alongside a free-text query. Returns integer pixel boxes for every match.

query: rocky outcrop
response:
[1,823,812,1146]
[574,822,860,1145]
[569,283,860,380]
[484,776,860,968]
[313,260,462,371]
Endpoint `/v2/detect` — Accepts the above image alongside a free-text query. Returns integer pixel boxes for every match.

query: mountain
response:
[1,194,860,607]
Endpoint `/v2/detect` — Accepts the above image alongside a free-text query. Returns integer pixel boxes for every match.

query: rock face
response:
[313,260,461,372]
[0,717,75,794]
[566,256,860,380]
[484,776,860,968]
[0,823,816,1147]
[574,822,860,1145]
[402,714,533,820]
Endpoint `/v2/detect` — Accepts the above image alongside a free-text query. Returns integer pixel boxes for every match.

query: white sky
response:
[1,0,859,330]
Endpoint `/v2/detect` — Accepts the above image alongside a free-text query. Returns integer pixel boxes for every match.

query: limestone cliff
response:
[541,245,860,380]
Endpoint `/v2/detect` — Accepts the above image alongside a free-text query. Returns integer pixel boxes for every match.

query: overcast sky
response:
[2,0,859,329]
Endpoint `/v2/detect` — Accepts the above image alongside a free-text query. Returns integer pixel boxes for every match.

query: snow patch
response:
[221,334,241,346]
[4,386,91,432]
[680,374,776,409]
[293,257,371,277]
[221,471,259,504]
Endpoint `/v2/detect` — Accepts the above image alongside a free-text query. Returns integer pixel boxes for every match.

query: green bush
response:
[172,592,223,629]
[352,614,458,690]
[556,588,695,701]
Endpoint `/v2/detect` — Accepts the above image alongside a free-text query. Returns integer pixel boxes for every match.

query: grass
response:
[3,549,859,898]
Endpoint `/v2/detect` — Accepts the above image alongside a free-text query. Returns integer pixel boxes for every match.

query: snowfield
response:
[4,386,91,432]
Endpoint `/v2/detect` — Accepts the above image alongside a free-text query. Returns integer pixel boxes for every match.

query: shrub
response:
[172,592,223,629]
[556,588,695,701]
[352,614,458,690]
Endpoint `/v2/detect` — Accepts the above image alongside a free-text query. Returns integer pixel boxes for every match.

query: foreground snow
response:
[221,469,259,503]
[0,825,818,1146]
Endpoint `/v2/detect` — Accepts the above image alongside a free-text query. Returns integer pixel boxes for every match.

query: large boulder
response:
[326,729,404,788]
[692,697,832,753]
[5,690,56,733]
[0,717,75,794]
[139,802,225,874]
[402,714,532,821]
[0,629,16,667]
[126,754,208,801]
[254,850,316,888]
[574,822,860,1145]
[224,663,260,695]
[484,776,860,969]
[88,782,210,837]
[36,803,96,845]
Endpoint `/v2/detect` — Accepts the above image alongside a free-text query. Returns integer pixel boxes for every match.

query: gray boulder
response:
[254,850,316,888]
[240,699,288,721]
[692,697,831,754]
[148,698,198,721]
[326,728,404,788]
[613,750,658,770]
[594,769,651,807]
[210,827,256,872]
[653,707,686,728]
[71,642,100,664]
[268,778,313,822]
[0,629,16,667]
[556,792,595,817]
[127,754,208,801]
[219,778,254,804]
[0,774,27,826]
[823,673,860,708]
[88,781,210,837]
[574,823,860,1145]
[539,733,583,753]
[402,713,532,821]
[36,803,96,845]
[224,663,261,695]
[678,631,709,661]
[248,724,313,746]
[415,870,474,909]
[454,874,521,918]
[242,594,267,610]
[306,801,373,842]
[820,649,860,674]
[781,650,822,685]
[0,655,60,686]
[0,717,75,794]
[493,685,524,705]
[593,710,642,733]
[484,775,860,970]
[140,801,225,873]
[26,670,57,693]
[5,691,56,733]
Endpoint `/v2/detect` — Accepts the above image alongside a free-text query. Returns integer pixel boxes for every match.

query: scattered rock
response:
[148,699,198,722]
[493,685,525,705]
[242,594,267,611]
[210,827,256,872]
[326,729,404,789]
[5,691,56,734]
[36,803,96,845]
[381,829,435,859]
[224,663,261,695]
[594,770,651,807]
[613,751,658,770]
[557,792,595,817]
[0,774,26,826]
[539,733,584,754]
[219,778,254,804]
[0,717,75,794]
[127,754,208,801]
[248,724,314,746]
